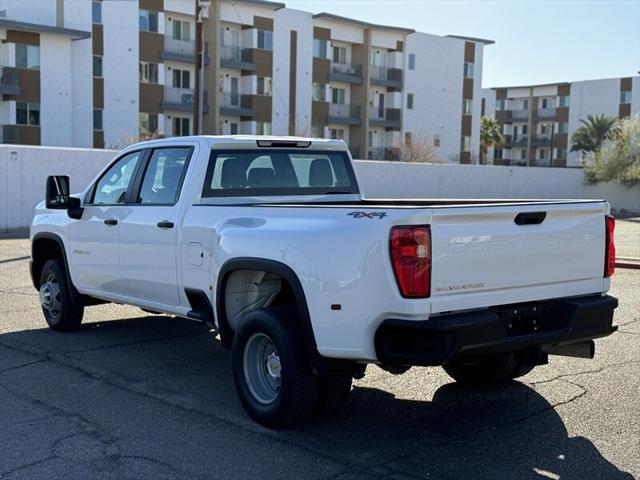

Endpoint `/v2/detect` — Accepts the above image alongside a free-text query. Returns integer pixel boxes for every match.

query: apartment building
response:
[481,76,640,167]
[0,0,490,163]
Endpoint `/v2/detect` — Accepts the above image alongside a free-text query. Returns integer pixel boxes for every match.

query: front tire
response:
[442,353,534,386]
[39,258,84,331]
[231,308,319,428]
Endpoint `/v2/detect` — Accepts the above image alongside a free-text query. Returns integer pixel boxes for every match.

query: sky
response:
[285,0,640,88]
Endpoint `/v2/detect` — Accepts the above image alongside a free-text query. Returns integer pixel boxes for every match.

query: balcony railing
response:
[219,92,256,117]
[369,107,402,128]
[161,37,196,63]
[329,62,363,84]
[163,86,194,112]
[367,146,399,161]
[369,65,402,87]
[0,67,21,95]
[221,44,242,62]
[328,104,361,124]
[531,134,552,146]
[0,124,19,143]
[509,109,529,120]
[535,108,557,120]
[220,44,257,71]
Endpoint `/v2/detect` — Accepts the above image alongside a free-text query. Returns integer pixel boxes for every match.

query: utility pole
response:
[194,1,210,134]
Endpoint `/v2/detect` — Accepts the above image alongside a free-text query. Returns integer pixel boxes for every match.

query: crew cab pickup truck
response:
[31,135,618,427]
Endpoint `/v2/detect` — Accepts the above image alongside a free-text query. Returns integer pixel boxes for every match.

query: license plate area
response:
[499,301,571,337]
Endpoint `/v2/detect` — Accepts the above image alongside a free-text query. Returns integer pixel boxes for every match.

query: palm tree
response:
[480,116,504,164]
[570,114,618,154]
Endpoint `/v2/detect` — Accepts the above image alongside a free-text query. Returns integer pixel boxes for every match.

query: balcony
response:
[369,107,402,129]
[160,37,196,63]
[0,124,19,143]
[327,104,361,125]
[220,44,256,71]
[370,66,403,88]
[504,134,528,147]
[367,146,400,161]
[219,92,256,117]
[328,62,363,84]
[531,134,552,146]
[508,109,529,121]
[162,86,194,112]
[0,67,21,96]
[534,108,557,120]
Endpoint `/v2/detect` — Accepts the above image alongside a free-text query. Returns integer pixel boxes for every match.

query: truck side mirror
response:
[46,175,71,209]
[45,176,84,219]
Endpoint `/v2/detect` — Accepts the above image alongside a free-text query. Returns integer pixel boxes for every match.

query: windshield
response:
[202,149,359,197]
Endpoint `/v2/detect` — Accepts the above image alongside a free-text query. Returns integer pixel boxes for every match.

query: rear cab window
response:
[202,150,358,198]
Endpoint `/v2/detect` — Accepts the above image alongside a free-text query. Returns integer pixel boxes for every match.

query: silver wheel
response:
[243,333,282,404]
[39,273,62,320]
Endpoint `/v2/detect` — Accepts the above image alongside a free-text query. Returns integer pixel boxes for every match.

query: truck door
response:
[69,150,144,293]
[116,146,193,306]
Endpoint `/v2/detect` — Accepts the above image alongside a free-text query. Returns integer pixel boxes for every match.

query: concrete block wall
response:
[1,145,638,230]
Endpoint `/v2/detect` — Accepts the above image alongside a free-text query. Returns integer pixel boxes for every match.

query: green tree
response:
[584,114,640,187]
[480,116,504,164]
[570,114,619,154]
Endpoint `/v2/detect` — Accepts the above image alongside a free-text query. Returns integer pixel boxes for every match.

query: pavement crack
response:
[0,358,47,374]
[528,359,640,386]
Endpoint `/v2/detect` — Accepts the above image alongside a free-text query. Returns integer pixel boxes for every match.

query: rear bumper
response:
[374,294,618,366]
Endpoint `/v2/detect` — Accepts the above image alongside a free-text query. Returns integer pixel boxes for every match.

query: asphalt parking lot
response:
[1,236,638,480]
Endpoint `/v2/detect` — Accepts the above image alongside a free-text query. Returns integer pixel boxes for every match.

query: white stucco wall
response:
[3,146,639,230]
[40,35,73,146]
[102,0,139,148]
[403,33,464,161]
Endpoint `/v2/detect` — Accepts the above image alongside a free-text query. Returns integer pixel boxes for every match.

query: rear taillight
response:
[390,225,431,298]
[604,215,615,277]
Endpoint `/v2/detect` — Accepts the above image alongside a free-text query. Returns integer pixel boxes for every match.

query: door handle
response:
[157,221,174,229]
[104,219,118,226]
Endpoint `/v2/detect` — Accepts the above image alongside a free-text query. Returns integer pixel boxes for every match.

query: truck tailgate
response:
[430,201,608,314]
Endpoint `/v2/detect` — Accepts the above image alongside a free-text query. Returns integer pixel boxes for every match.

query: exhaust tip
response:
[545,340,595,359]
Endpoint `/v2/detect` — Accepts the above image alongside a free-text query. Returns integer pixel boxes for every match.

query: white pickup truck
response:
[31,135,618,427]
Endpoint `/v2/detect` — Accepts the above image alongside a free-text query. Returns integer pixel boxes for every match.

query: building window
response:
[92,55,102,77]
[312,83,326,102]
[330,128,344,140]
[139,62,158,83]
[620,91,632,104]
[139,9,158,32]
[463,62,474,79]
[172,117,190,136]
[257,76,272,96]
[408,53,415,70]
[407,93,414,110]
[332,46,347,64]
[16,102,40,126]
[463,99,472,115]
[496,99,506,111]
[433,134,440,147]
[15,44,39,69]
[93,109,103,130]
[92,1,102,24]
[257,30,273,50]
[172,20,191,41]
[140,113,159,135]
[462,135,471,152]
[520,148,526,159]
[332,88,345,105]
[558,95,569,107]
[313,39,327,58]
[173,69,190,89]
[558,122,568,134]
[539,149,548,160]
[256,121,272,135]
[230,122,238,135]
[557,147,567,159]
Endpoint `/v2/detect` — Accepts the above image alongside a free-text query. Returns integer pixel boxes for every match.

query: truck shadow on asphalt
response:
[1,314,633,479]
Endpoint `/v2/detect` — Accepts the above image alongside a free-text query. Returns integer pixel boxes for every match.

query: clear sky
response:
[285,0,640,88]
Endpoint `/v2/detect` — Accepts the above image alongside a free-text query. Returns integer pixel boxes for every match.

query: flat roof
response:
[446,35,495,45]
[0,18,91,39]
[312,13,414,34]
[231,0,285,10]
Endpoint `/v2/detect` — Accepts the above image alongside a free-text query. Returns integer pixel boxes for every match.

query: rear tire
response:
[39,258,84,331]
[442,353,534,386]
[312,373,353,419]
[231,308,319,428]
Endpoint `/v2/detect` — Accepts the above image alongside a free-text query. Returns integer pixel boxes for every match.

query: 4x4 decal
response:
[347,211,388,219]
